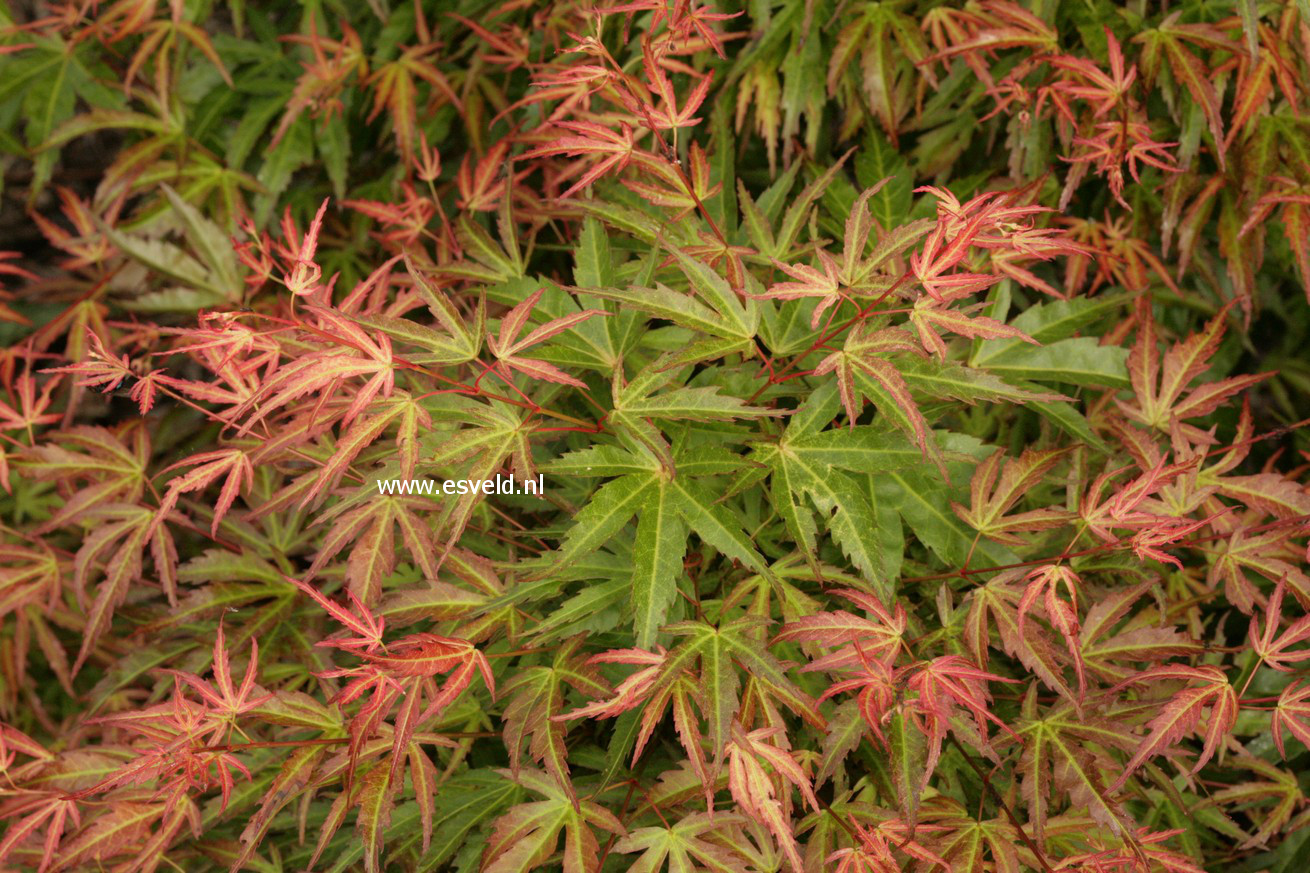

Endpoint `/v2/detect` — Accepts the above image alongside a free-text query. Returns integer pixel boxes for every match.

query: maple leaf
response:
[457,138,515,212]
[1078,459,1185,545]
[1135,17,1231,166]
[1110,664,1238,788]
[613,812,750,873]
[1050,27,1137,117]
[902,655,1019,780]
[288,576,386,653]
[775,588,907,674]
[0,252,36,317]
[40,799,179,873]
[0,541,61,622]
[634,41,714,131]
[837,186,933,288]
[359,632,494,703]
[814,323,942,472]
[542,444,774,644]
[42,330,136,400]
[502,637,606,792]
[1016,564,1086,697]
[304,392,431,503]
[828,820,951,873]
[749,391,896,590]
[302,494,440,606]
[1062,213,1181,294]
[562,618,822,811]
[967,570,1079,703]
[921,0,1058,80]
[485,287,608,388]
[0,371,62,441]
[0,793,79,873]
[163,621,271,744]
[554,647,665,722]
[413,129,442,182]
[725,723,818,873]
[522,121,652,200]
[294,574,491,783]
[1078,579,1202,687]
[276,198,330,298]
[607,367,776,469]
[271,19,366,146]
[19,425,150,530]
[1272,681,1310,759]
[910,215,1001,303]
[827,5,931,144]
[1240,178,1310,304]
[1062,119,1179,209]
[951,447,1072,545]
[230,315,395,438]
[1007,687,1140,838]
[679,230,755,294]
[908,294,1037,359]
[70,503,176,673]
[482,768,624,873]
[87,693,255,809]
[1211,526,1310,613]
[364,43,457,162]
[418,399,535,570]
[663,2,742,58]
[1248,576,1310,673]
[150,447,253,538]
[113,12,232,108]
[1055,826,1206,873]
[29,187,119,270]
[1128,513,1213,568]
[1210,755,1303,850]
[759,251,845,328]
[1117,300,1270,442]
[344,184,438,246]
[622,140,722,218]
[821,656,899,751]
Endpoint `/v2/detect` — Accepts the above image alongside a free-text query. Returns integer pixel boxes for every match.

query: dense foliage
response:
[1,0,1310,870]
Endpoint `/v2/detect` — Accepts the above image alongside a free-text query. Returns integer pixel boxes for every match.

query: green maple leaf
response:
[542,444,773,649]
[612,812,752,873]
[482,768,624,873]
[501,638,608,795]
[1010,688,1140,840]
[749,381,898,595]
[607,360,777,467]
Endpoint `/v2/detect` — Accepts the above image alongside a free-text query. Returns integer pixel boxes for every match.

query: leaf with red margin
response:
[1249,576,1310,672]
[502,637,606,791]
[483,768,624,873]
[952,447,1072,545]
[1272,682,1310,760]
[150,448,253,538]
[1110,664,1238,789]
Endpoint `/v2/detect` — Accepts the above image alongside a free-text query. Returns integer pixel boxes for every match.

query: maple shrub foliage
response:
[3,0,1310,871]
